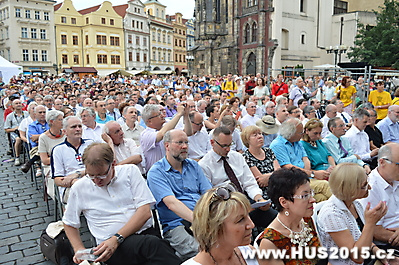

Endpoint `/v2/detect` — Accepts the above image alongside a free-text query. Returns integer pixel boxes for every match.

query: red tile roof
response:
[54,2,62,11]
[78,5,100,15]
[113,4,128,17]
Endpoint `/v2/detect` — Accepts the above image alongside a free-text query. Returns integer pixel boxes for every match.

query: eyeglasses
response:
[360,180,370,190]
[292,190,315,200]
[214,139,233,148]
[209,183,237,209]
[86,164,111,180]
[191,121,203,126]
[148,113,161,119]
[171,141,189,146]
[383,158,399,166]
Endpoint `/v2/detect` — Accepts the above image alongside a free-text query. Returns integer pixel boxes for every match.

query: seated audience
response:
[364,108,384,150]
[95,100,113,124]
[187,112,211,160]
[301,105,316,126]
[80,107,104,143]
[255,115,279,148]
[121,106,144,146]
[204,105,219,132]
[376,105,399,144]
[320,104,337,138]
[241,101,260,128]
[274,104,289,125]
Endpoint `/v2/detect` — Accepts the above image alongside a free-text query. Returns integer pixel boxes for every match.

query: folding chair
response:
[22,142,39,190]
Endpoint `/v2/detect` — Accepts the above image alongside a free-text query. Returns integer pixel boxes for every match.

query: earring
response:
[285,211,289,216]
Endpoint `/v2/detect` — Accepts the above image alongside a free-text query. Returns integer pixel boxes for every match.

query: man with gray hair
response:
[140,104,192,172]
[289,77,312,106]
[275,104,289,125]
[80,107,104,143]
[359,143,399,249]
[270,118,332,202]
[187,112,211,160]
[196,100,208,118]
[147,129,211,260]
[377,105,399,144]
[265,101,276,117]
[241,101,260,128]
[43,95,54,111]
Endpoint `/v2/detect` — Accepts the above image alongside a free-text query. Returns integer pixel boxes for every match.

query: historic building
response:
[0,0,56,75]
[117,0,150,71]
[144,0,174,72]
[54,0,126,76]
[168,13,187,75]
[185,18,195,50]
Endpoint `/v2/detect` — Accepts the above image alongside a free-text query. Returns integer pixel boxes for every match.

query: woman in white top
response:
[183,184,259,265]
[254,78,270,106]
[318,163,388,265]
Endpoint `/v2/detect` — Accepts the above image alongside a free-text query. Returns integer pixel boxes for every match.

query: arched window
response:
[252,23,257,42]
[244,24,250,44]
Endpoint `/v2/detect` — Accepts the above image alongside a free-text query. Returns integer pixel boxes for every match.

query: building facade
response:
[0,0,56,75]
[54,0,126,76]
[122,0,150,71]
[169,13,187,75]
[185,18,195,50]
[144,0,174,71]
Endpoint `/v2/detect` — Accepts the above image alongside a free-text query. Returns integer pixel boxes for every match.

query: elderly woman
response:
[257,168,320,265]
[38,110,66,198]
[318,163,388,265]
[183,184,259,265]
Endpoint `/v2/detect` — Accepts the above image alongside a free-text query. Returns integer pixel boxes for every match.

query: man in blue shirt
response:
[147,129,211,261]
[270,118,331,202]
[377,105,399,144]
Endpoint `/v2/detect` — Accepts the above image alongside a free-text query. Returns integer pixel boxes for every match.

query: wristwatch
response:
[310,171,315,178]
[114,233,124,244]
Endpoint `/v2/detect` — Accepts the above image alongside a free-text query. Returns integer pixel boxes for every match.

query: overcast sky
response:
[56,0,195,18]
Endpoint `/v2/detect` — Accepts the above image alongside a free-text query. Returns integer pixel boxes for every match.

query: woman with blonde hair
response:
[318,163,388,265]
[183,183,259,265]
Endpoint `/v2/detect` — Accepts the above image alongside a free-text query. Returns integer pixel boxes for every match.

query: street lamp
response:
[326,45,348,78]
[186,54,194,76]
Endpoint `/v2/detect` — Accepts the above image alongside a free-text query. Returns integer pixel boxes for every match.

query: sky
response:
[56,0,195,18]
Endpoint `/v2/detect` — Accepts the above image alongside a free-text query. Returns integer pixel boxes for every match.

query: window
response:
[244,24,250,43]
[62,54,68,64]
[136,21,139,28]
[157,33,160,42]
[97,54,107,64]
[85,35,89,45]
[138,8,140,13]
[301,33,306,44]
[86,54,90,64]
[15,8,21,18]
[71,18,76,24]
[143,37,147,46]
[35,11,40,20]
[128,52,133,61]
[111,55,120,64]
[136,53,140,62]
[101,18,106,24]
[140,22,143,29]
[31,28,37,39]
[25,9,30,19]
[110,19,114,25]
[61,16,66,23]
[132,19,135,28]
[152,51,156,60]
[158,51,161,61]
[86,17,89,24]
[163,33,165,43]
[136,36,140,45]
[73,55,79,64]
[22,49,29,61]
[175,54,178,62]
[32,50,38,61]
[300,0,306,13]
[282,29,289,50]
[175,39,177,46]
[252,23,257,42]
[183,40,186,47]
[110,36,119,46]
[21,27,27,38]
[61,34,67,44]
[143,53,147,62]
[128,35,132,44]
[44,12,49,20]
[40,29,46,39]
[168,53,171,62]
[41,50,47,61]
[334,0,348,14]
[97,35,107,45]
[152,31,155,41]
[167,35,171,44]
[72,35,78,45]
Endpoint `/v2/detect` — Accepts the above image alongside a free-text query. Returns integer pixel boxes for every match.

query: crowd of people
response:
[3,72,399,265]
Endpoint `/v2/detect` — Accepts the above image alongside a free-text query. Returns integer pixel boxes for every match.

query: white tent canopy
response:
[313,64,340,69]
[0,56,22,84]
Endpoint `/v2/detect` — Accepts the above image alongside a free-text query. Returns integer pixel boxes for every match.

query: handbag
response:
[40,229,74,265]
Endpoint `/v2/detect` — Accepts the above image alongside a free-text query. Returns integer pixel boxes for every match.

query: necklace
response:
[209,249,244,265]
[276,216,313,247]
[49,129,62,138]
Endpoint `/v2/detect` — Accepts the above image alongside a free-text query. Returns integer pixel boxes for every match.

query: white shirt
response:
[338,111,352,124]
[318,195,365,265]
[140,127,165,172]
[240,114,260,129]
[62,164,155,244]
[199,149,262,200]
[113,138,145,173]
[18,116,34,132]
[82,123,104,143]
[359,168,399,229]
[208,128,244,152]
[345,125,372,161]
[320,115,332,138]
[188,130,211,159]
[121,122,145,146]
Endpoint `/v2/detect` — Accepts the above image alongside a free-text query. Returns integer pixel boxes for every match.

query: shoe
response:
[36,168,42,177]
[14,157,21,166]
[7,150,12,155]
[20,161,33,173]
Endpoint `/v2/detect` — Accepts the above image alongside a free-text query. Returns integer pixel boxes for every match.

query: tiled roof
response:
[113,4,128,17]
[54,3,62,11]
[78,4,101,15]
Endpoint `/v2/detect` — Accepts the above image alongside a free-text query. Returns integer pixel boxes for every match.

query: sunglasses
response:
[209,183,237,209]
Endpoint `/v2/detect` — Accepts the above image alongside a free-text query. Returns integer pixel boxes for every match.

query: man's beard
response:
[173,153,186,162]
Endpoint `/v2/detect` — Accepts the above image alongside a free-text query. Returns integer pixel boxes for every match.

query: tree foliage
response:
[348,0,399,69]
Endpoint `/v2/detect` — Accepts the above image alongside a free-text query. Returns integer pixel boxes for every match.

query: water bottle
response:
[75,248,98,261]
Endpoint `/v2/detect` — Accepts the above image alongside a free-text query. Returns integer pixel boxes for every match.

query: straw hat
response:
[256,115,280,135]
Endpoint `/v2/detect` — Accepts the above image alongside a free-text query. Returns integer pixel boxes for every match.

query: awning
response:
[97,69,118,77]
[126,70,145,75]
[150,70,174,75]
[63,68,74,73]
[181,69,189,73]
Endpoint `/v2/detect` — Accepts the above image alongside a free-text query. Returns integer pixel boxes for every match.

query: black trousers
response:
[106,228,181,265]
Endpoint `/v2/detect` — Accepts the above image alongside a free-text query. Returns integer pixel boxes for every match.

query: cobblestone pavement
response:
[0,110,91,265]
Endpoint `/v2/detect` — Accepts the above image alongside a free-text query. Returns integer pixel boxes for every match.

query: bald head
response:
[325,104,337,118]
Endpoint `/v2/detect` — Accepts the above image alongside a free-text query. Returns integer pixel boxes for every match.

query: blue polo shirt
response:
[270,135,307,168]
[95,113,114,124]
[147,157,212,233]
[28,121,49,147]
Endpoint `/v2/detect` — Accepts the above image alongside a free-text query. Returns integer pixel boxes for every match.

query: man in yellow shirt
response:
[221,73,237,99]
[368,81,392,120]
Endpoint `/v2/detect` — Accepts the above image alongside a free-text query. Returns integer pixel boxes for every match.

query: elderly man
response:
[289,77,312,106]
[80,107,104,143]
[105,97,121,121]
[346,108,379,168]
[322,117,371,173]
[241,101,260,128]
[275,104,289,125]
[199,126,275,228]
[270,118,332,202]
[359,143,399,250]
[187,112,211,160]
[147,130,212,260]
[4,99,29,166]
[165,95,177,118]
[264,101,276,117]
[377,105,399,144]
[63,143,180,265]
[82,98,93,108]
[121,106,145,146]
[54,99,63,110]
[140,104,192,172]
[320,104,338,138]
[43,95,54,111]
[196,100,208,118]
[51,116,93,203]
